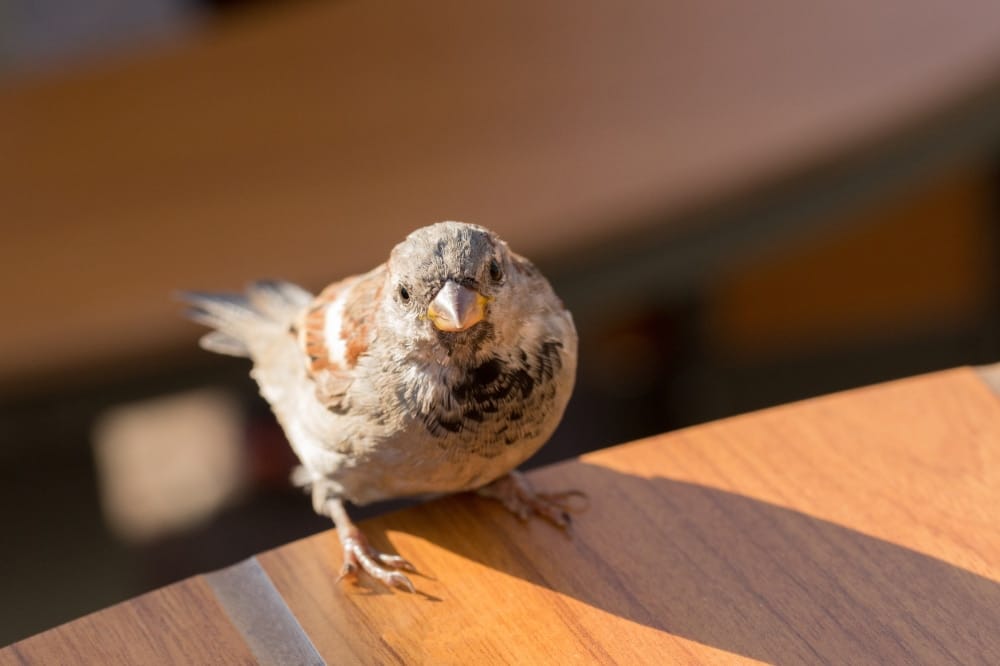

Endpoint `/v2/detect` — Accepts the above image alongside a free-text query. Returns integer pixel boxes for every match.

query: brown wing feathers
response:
[301,283,344,375]
[340,273,382,367]
[297,268,385,409]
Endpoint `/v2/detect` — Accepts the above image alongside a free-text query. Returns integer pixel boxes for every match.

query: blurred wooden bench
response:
[5,366,998,663]
[5,1,1000,392]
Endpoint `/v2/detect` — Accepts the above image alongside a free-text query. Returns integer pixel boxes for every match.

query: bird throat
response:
[434,321,495,358]
[420,340,564,457]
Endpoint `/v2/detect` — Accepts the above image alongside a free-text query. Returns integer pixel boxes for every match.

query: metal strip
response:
[975,363,1000,397]
[205,557,325,666]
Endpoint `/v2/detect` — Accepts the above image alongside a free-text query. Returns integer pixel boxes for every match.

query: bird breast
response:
[409,340,567,460]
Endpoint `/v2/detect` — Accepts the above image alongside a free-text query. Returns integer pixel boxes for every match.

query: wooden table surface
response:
[5,0,1000,388]
[4,366,999,664]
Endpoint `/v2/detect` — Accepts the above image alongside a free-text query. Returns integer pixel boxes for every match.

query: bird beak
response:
[427,280,488,332]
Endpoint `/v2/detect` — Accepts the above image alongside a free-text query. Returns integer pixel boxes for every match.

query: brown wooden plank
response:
[5,1,1000,385]
[0,577,254,665]
[259,368,1000,663]
[5,367,997,662]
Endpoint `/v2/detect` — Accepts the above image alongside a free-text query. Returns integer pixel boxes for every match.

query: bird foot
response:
[324,497,416,592]
[338,525,417,592]
[478,470,587,528]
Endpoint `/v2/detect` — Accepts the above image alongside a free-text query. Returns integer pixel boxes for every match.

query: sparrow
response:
[183,221,578,591]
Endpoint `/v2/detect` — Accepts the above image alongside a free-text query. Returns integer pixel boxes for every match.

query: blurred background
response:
[4,0,1000,645]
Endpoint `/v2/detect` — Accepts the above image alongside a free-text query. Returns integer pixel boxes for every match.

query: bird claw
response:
[339,528,416,592]
[478,471,587,529]
[377,553,417,572]
[325,497,417,592]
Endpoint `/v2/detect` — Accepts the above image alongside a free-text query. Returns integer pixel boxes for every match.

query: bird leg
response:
[477,470,586,528]
[322,496,416,592]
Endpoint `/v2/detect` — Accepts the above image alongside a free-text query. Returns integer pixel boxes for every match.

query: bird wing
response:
[297,264,386,411]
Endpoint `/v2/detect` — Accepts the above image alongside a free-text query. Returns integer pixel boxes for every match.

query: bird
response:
[182,221,579,591]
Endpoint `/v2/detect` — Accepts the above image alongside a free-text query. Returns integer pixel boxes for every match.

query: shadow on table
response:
[374,462,1000,664]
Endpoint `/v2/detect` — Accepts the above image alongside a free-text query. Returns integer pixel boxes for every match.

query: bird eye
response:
[398,285,410,302]
[489,259,503,282]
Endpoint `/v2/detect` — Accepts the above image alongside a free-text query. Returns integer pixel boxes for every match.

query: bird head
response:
[384,221,521,355]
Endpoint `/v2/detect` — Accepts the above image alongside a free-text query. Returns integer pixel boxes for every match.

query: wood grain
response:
[4,367,999,662]
[257,367,1000,664]
[5,1,1000,385]
[0,578,253,665]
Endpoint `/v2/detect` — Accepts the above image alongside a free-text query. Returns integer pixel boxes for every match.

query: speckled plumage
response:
[184,222,578,590]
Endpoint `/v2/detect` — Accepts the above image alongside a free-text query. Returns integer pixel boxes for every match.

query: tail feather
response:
[199,330,250,357]
[246,279,314,320]
[180,280,314,358]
